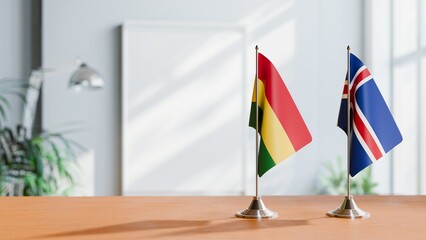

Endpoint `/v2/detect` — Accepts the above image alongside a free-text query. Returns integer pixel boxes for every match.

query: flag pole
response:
[236,45,277,219]
[255,45,259,198]
[326,46,369,219]
[346,45,351,198]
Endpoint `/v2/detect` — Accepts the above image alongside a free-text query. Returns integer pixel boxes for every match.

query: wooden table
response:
[1,196,425,239]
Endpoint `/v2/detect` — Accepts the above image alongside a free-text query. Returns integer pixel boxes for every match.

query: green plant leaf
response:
[319,157,378,195]
[0,122,81,196]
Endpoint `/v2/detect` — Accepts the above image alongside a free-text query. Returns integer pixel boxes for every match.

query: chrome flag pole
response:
[236,45,277,219]
[327,46,369,219]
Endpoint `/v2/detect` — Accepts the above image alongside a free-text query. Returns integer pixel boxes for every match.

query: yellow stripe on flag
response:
[253,79,296,163]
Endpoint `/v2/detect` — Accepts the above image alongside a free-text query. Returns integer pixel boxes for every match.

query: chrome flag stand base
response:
[236,196,278,219]
[327,195,370,219]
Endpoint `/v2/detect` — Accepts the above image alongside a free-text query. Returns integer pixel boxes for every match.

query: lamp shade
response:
[69,63,104,90]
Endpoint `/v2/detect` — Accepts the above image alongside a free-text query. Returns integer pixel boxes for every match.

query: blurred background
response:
[0,0,424,196]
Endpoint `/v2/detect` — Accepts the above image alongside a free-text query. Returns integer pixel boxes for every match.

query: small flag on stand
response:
[249,53,312,177]
[237,46,311,219]
[337,53,403,177]
[327,47,402,219]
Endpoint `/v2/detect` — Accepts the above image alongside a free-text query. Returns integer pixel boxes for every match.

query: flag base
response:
[327,195,370,219]
[236,196,278,219]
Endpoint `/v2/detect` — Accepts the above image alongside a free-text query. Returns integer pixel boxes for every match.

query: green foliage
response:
[0,125,81,196]
[319,156,378,195]
[0,78,80,196]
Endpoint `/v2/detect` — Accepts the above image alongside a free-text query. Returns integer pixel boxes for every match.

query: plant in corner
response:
[0,79,81,196]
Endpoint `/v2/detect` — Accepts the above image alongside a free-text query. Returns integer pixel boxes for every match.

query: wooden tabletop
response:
[1,195,425,239]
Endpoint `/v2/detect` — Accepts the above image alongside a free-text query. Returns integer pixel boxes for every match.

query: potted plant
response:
[0,79,80,196]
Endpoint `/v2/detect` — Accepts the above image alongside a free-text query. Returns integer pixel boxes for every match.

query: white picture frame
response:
[121,21,249,195]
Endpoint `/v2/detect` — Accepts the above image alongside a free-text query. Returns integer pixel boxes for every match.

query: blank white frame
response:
[121,21,248,195]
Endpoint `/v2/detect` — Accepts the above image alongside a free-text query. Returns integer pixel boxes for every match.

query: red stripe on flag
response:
[257,53,311,151]
[353,108,383,160]
[350,68,370,99]
[342,83,348,94]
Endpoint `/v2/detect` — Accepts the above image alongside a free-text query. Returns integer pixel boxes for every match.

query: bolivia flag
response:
[249,53,312,176]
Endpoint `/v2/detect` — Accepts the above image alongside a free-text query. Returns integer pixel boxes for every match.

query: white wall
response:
[0,0,32,127]
[42,0,363,195]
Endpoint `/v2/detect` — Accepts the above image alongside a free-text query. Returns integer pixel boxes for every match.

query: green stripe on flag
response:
[249,102,276,176]
[258,139,276,177]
